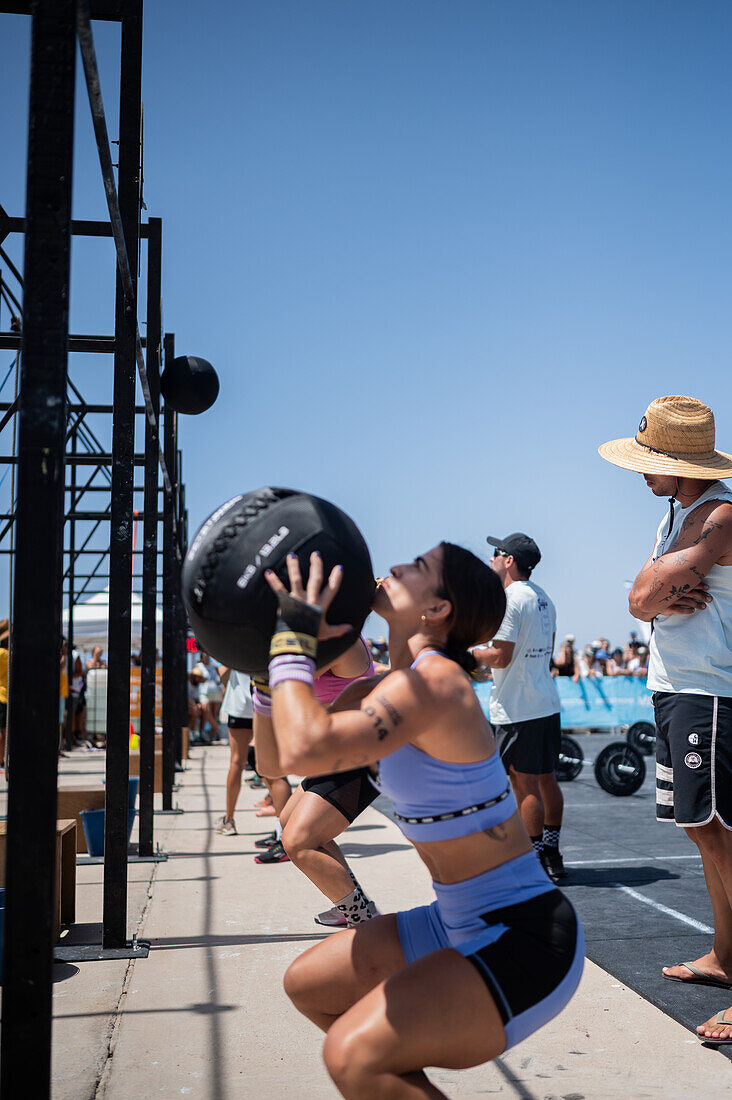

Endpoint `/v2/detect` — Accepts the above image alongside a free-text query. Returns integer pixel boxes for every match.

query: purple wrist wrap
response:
[252,686,273,716]
[269,654,316,690]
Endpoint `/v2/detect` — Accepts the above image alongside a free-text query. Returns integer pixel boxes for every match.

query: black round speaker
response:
[161,355,219,415]
[182,488,375,675]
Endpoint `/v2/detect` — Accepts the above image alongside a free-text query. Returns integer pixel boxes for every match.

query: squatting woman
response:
[258,543,584,1099]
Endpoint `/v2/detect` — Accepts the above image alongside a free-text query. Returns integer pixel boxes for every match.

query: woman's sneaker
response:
[254,839,290,864]
[314,906,349,928]
[254,831,278,849]
[215,816,237,836]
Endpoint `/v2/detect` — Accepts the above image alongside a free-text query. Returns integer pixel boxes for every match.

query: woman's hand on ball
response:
[265,553,351,641]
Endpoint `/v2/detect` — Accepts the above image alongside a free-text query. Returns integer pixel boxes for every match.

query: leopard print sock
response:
[335,885,378,927]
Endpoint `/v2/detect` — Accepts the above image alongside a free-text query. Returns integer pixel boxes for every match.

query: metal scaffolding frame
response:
[0,3,192,1094]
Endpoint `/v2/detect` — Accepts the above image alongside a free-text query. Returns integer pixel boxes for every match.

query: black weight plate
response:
[557,734,584,782]
[594,741,646,796]
[627,721,656,756]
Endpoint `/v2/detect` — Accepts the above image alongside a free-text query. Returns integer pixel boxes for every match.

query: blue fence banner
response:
[474,676,653,730]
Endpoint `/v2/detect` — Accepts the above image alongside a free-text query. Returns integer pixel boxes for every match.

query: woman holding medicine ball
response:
[255,544,584,1099]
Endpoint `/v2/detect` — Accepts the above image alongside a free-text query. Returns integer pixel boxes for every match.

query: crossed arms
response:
[629,499,732,621]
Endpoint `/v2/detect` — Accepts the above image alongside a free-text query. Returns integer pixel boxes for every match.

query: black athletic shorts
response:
[653,691,732,828]
[227,715,253,731]
[399,886,584,1051]
[495,713,561,775]
[465,890,583,1046]
[301,767,379,825]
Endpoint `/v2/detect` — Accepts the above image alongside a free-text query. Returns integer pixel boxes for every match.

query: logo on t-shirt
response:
[688,732,700,746]
[684,752,702,770]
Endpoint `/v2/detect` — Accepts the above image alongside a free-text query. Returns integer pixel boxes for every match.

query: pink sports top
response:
[314,637,374,706]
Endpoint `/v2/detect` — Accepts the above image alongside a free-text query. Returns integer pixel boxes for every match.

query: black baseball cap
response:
[486,532,541,573]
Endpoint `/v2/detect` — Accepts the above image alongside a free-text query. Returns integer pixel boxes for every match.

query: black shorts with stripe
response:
[301,767,379,825]
[653,691,732,828]
[495,712,561,775]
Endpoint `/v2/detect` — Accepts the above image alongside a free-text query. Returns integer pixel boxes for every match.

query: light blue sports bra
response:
[374,650,518,842]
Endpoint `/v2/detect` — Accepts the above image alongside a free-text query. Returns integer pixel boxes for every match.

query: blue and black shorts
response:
[397,853,584,1050]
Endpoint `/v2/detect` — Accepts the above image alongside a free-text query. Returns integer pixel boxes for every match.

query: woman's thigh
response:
[324,947,505,1079]
[279,782,305,830]
[285,914,407,1021]
[283,789,350,849]
[228,728,252,766]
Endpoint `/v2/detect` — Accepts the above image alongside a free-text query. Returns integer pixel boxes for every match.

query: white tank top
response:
[648,481,732,696]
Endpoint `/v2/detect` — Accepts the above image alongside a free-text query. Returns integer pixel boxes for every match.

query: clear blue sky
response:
[1,1,731,651]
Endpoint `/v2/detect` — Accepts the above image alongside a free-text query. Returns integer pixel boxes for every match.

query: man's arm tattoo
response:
[648,577,664,600]
[661,583,692,604]
[693,520,723,546]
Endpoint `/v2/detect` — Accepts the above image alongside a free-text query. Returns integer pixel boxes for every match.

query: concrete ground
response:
[9,743,732,1099]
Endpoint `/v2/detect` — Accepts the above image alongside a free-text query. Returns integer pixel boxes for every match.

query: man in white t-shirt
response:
[474,533,566,883]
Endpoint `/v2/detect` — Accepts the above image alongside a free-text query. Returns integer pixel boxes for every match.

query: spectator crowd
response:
[551,633,649,680]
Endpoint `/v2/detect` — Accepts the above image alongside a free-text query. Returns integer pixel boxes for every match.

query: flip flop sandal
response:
[698,1012,732,1045]
[663,962,732,991]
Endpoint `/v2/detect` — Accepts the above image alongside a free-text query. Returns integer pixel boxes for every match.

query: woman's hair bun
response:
[438,541,506,679]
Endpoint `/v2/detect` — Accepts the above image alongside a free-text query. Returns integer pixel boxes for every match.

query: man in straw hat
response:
[599,395,732,1044]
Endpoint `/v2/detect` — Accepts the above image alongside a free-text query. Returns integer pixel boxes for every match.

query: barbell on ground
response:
[557,734,584,781]
[557,735,646,796]
[626,720,656,756]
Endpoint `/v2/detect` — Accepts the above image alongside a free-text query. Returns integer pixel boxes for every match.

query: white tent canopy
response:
[62,586,163,650]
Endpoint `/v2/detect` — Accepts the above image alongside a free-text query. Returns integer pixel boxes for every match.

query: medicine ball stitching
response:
[184,488,374,674]
[191,488,292,605]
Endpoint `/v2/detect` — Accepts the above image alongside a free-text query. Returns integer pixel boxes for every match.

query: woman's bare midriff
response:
[411,810,533,885]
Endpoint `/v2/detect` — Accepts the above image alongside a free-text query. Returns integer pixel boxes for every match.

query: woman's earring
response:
[421,615,427,624]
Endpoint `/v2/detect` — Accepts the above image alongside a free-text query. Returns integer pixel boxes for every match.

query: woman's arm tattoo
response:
[376,695,403,727]
[363,695,404,742]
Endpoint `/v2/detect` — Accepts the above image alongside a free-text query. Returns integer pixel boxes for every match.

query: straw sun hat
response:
[598,395,732,479]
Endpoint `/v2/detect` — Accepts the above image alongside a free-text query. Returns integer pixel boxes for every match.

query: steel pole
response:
[162,333,176,810]
[139,217,161,855]
[102,0,143,949]
[0,2,76,1094]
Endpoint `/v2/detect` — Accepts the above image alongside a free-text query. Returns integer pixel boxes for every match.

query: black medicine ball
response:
[182,488,376,675]
[161,355,219,415]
